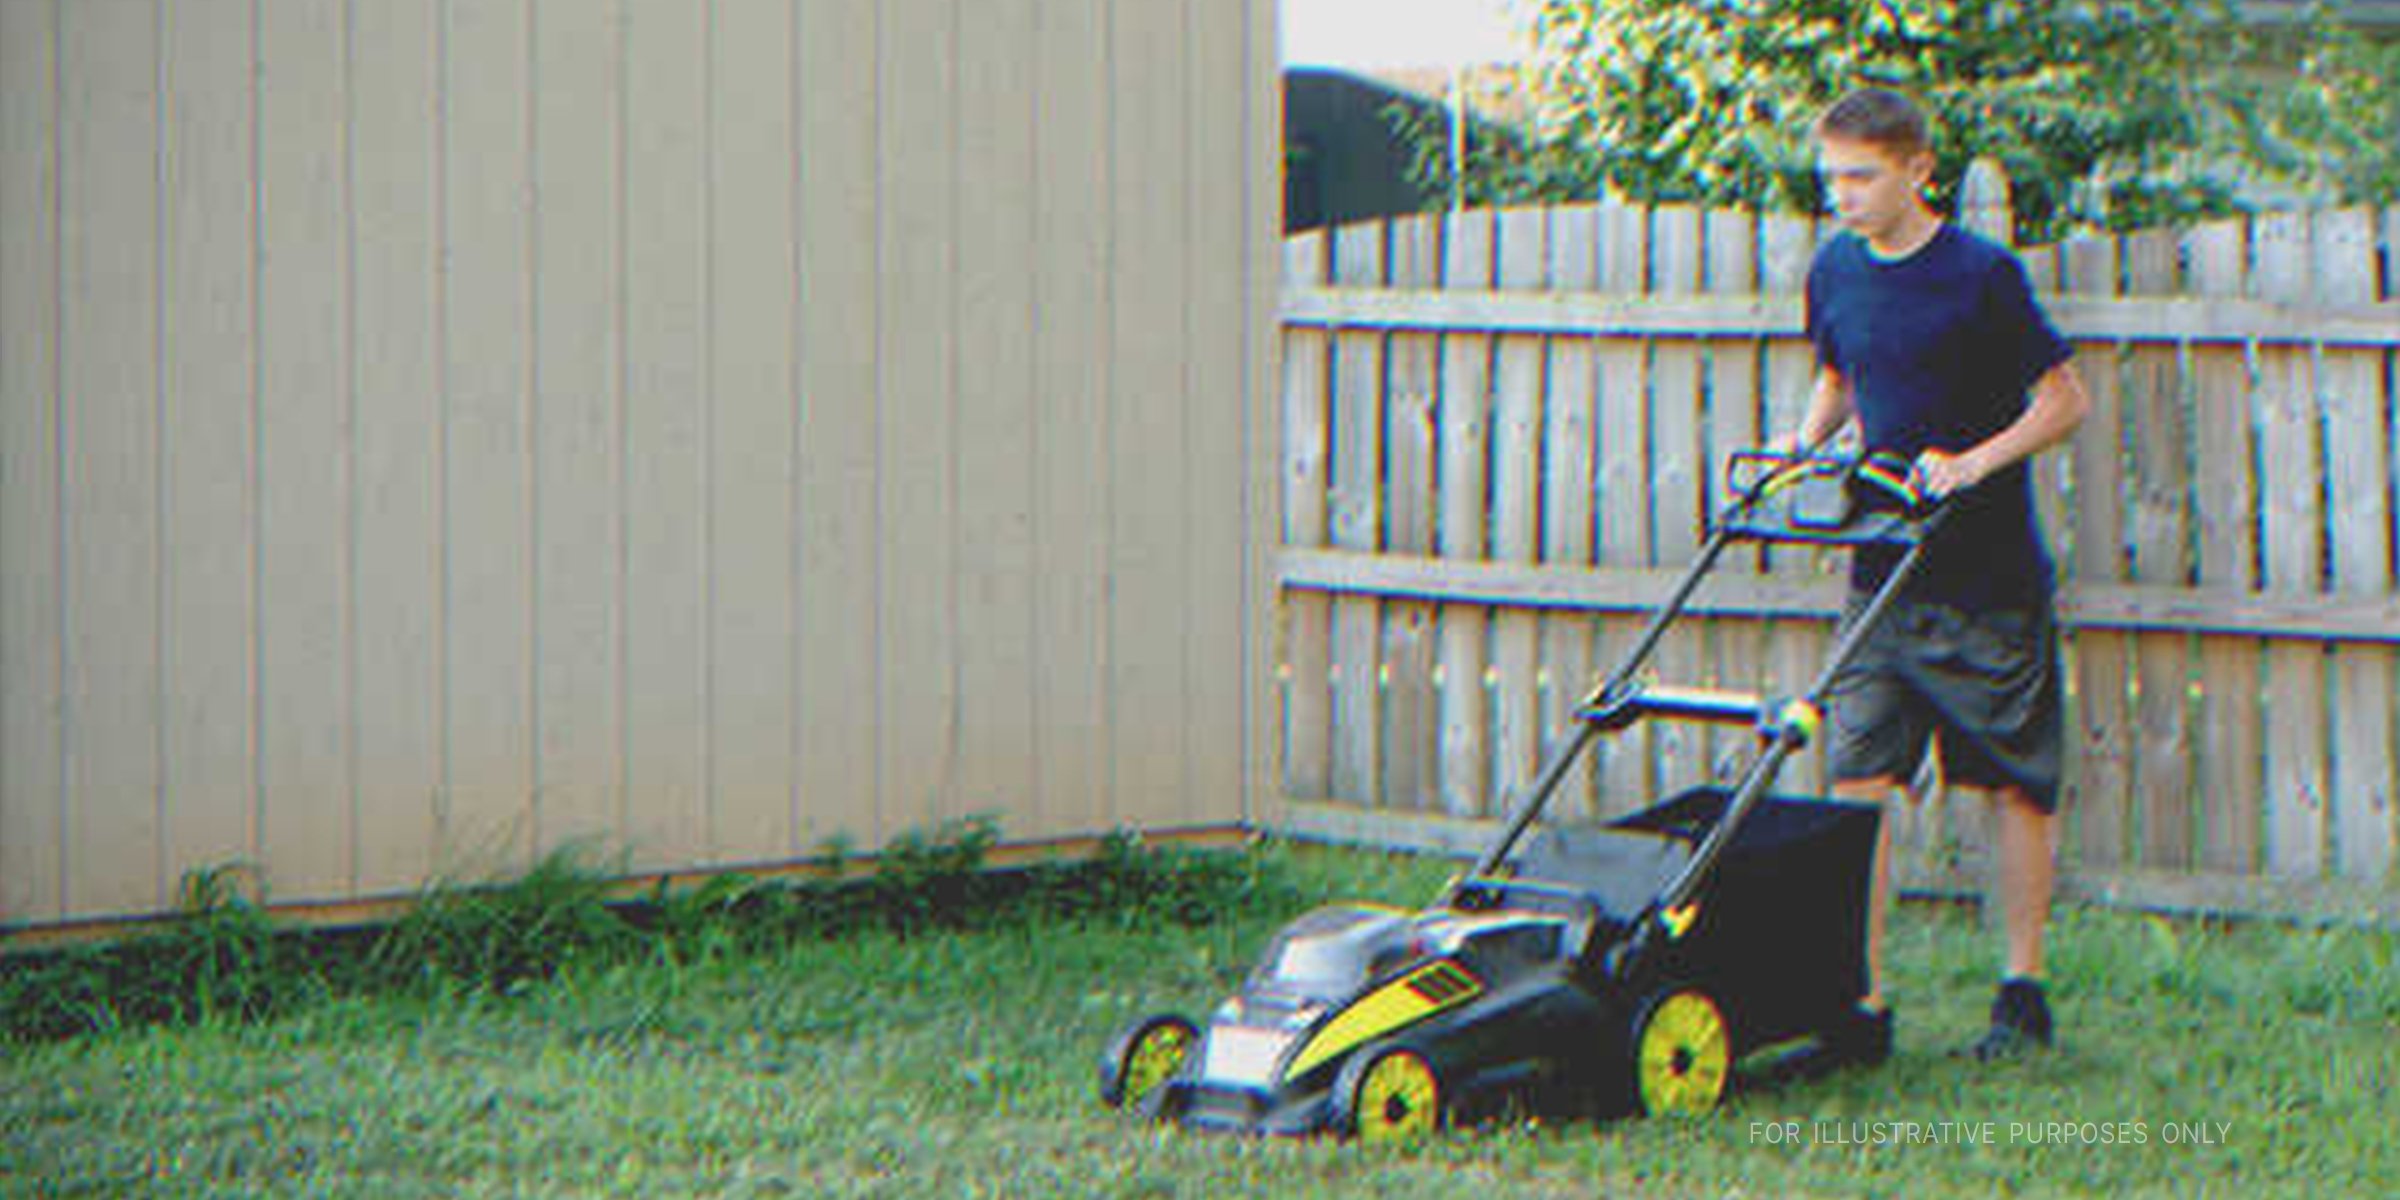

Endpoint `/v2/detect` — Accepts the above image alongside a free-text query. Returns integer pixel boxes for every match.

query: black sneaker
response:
[1965,978,2054,1061]
[1760,1004,1893,1084]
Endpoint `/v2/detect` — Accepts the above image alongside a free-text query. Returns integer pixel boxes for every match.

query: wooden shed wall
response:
[0,0,1278,927]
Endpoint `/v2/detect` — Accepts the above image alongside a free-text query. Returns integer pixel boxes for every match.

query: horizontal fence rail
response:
[1281,549,2400,645]
[1283,287,2400,348]
[1275,198,2400,918]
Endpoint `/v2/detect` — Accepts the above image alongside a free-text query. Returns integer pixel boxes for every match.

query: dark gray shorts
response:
[1824,593,2064,812]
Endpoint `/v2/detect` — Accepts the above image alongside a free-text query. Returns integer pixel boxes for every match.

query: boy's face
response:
[1817,134,1933,242]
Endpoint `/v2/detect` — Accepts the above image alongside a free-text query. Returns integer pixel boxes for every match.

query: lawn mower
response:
[1097,446,1953,1140]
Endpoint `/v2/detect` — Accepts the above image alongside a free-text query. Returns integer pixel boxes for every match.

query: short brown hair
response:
[1815,88,1931,160]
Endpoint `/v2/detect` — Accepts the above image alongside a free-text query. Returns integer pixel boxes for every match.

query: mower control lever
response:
[1579,685,1821,748]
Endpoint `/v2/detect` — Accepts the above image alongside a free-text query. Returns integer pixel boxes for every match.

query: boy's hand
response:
[1910,448,1986,498]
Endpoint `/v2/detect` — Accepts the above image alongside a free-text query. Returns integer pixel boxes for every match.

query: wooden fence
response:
[1273,187,2400,921]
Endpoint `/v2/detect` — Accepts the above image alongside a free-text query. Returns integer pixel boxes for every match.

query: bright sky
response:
[1279,0,1527,69]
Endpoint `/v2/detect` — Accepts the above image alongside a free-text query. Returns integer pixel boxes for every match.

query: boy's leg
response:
[1832,775,1911,1009]
[1957,780,2058,1059]
[1992,782,2056,980]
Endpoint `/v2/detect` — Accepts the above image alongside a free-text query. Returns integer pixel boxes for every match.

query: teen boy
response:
[1781,88,2091,1068]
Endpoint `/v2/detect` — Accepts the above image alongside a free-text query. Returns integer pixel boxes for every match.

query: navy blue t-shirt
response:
[1806,223,2073,611]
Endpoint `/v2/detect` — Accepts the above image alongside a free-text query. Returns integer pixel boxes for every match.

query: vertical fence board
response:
[441,0,536,871]
[788,0,878,856]
[349,0,439,893]
[60,3,168,914]
[2187,221,2262,873]
[1,0,65,921]
[1280,232,1333,800]
[2060,234,2131,872]
[2019,240,2059,292]
[1593,201,1651,815]
[1648,206,1705,794]
[1031,0,1113,832]
[957,0,1041,835]
[1106,0,1195,829]
[532,0,626,856]
[873,0,964,844]
[2256,212,2329,878]
[258,0,353,899]
[716,0,801,855]
[2317,209,2394,881]
[1541,205,1599,821]
[1328,220,1385,806]
[160,1,262,892]
[1490,209,1547,809]
[623,0,711,873]
[2384,203,2400,879]
[1647,207,1703,561]
[1436,211,1493,818]
[1380,215,1440,811]
[2385,204,2400,879]
[870,0,959,841]
[2124,230,2195,871]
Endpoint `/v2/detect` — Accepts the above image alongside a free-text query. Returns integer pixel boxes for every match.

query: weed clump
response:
[0,867,312,1041]
[367,845,637,996]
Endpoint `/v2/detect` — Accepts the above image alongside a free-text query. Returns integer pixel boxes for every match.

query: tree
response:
[1426,0,2396,242]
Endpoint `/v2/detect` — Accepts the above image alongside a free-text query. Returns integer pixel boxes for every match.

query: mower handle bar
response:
[1447,443,1952,912]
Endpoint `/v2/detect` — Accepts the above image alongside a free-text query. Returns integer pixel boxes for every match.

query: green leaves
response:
[1422,0,2395,241]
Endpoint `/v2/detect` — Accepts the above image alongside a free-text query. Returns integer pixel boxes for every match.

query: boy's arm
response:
[1787,364,1856,451]
[1912,359,2091,497]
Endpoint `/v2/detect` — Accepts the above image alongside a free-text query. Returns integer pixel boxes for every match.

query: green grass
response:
[2,841,2393,1199]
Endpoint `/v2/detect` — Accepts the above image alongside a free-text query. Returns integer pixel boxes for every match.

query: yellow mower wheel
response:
[1340,1045,1443,1144]
[1631,988,1732,1117]
[1099,1015,1196,1111]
